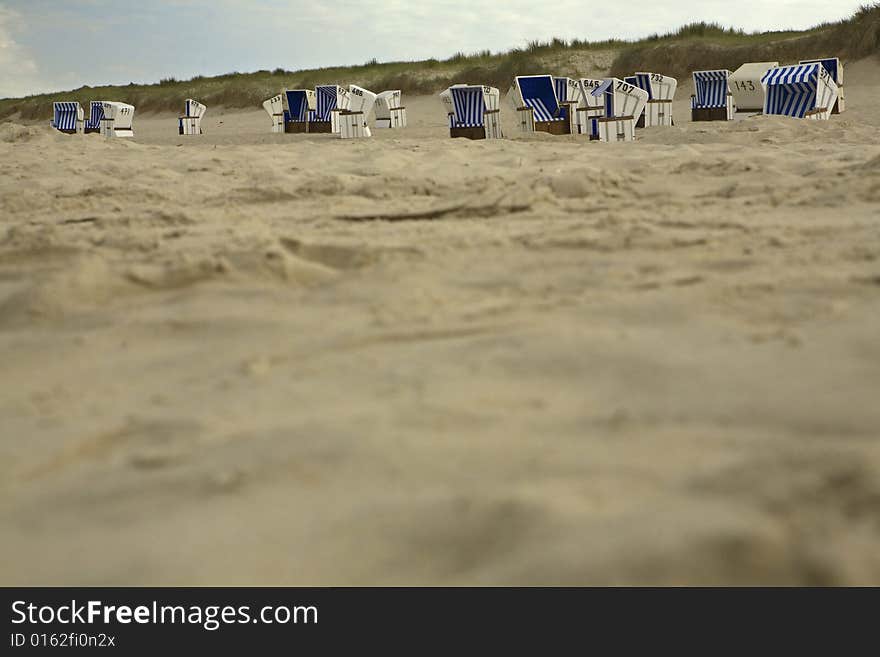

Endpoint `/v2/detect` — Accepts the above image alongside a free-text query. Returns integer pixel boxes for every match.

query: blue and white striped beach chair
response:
[283,89,316,133]
[179,99,207,135]
[375,90,406,129]
[514,75,570,135]
[799,58,845,113]
[691,70,735,121]
[52,102,84,134]
[761,62,838,120]
[588,78,648,142]
[84,101,104,134]
[309,85,351,134]
[441,85,501,140]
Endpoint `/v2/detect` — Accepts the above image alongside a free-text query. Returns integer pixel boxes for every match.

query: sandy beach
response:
[1,59,879,585]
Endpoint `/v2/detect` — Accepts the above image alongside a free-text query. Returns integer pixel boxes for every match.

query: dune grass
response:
[1,4,877,121]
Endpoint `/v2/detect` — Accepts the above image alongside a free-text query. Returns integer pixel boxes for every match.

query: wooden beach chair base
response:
[285,121,309,134]
[450,126,487,140]
[535,120,570,136]
[308,121,333,134]
[691,107,729,122]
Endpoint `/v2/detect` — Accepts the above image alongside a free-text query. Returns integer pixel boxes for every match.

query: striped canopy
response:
[450,86,487,127]
[53,102,81,131]
[761,63,821,118]
[285,90,312,122]
[85,101,104,130]
[692,70,731,108]
[516,76,564,122]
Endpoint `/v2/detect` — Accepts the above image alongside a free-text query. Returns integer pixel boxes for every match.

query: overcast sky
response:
[0,0,865,98]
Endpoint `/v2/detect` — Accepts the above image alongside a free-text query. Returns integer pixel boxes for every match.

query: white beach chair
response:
[800,58,845,113]
[375,90,406,128]
[441,85,501,140]
[99,102,135,138]
[691,70,735,121]
[84,101,105,134]
[729,62,778,118]
[553,77,581,132]
[628,72,677,127]
[283,89,316,133]
[574,79,606,134]
[262,94,285,133]
[52,102,84,134]
[340,85,378,139]
[762,62,838,121]
[513,75,572,135]
[587,78,648,142]
[310,85,351,134]
[179,99,207,135]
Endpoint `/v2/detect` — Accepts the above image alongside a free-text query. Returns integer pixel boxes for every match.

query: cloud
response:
[0,7,46,98]
[0,1,867,98]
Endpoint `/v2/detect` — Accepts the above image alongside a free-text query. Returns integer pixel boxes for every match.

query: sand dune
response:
[1,59,879,585]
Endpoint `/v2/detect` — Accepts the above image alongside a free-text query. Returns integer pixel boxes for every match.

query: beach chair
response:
[553,76,581,132]
[514,75,571,135]
[179,99,206,135]
[283,89,315,133]
[628,72,677,127]
[375,90,406,128]
[691,70,735,121]
[309,85,351,134]
[84,101,105,134]
[442,85,501,140]
[99,102,135,138]
[574,78,605,134]
[262,94,285,133]
[587,78,649,142]
[800,58,845,113]
[730,62,778,117]
[52,102,84,134]
[340,85,377,139]
[761,62,838,121]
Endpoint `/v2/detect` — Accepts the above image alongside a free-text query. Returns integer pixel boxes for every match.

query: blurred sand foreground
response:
[1,61,879,585]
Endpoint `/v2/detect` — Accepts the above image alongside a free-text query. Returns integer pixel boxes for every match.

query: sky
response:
[0,0,866,98]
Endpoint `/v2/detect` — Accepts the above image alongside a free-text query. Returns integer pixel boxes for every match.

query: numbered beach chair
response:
[375,90,406,128]
[340,85,377,139]
[761,62,838,121]
[442,85,501,140]
[630,72,676,127]
[553,77,581,131]
[310,85,351,134]
[283,89,315,133]
[691,70,735,121]
[263,94,285,133]
[514,75,571,135]
[729,62,778,117]
[800,58,845,113]
[52,102,84,134]
[99,102,135,138]
[574,79,606,134]
[588,78,648,142]
[84,101,105,134]
[179,99,206,135]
